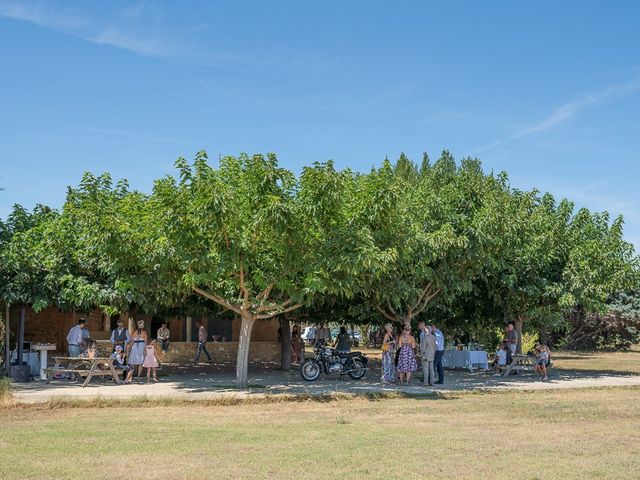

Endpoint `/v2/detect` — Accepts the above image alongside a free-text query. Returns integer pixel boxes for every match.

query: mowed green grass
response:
[1,387,639,480]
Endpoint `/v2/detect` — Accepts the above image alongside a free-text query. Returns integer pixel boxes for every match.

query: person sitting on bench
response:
[535,345,550,381]
[492,342,509,376]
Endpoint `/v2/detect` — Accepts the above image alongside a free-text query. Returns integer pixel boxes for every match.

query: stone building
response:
[6,306,281,364]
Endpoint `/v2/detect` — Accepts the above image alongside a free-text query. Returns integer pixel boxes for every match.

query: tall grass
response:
[0,377,12,405]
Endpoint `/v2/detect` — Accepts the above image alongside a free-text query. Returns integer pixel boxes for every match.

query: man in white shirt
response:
[66,318,88,357]
[431,323,445,384]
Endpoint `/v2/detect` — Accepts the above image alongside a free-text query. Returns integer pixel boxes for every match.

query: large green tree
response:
[362,152,508,326]
[148,153,319,387]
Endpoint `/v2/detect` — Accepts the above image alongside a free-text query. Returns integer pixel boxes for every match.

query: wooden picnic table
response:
[502,354,536,377]
[43,356,122,388]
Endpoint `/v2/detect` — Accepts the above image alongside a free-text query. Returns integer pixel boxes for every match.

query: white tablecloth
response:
[10,351,40,377]
[442,350,488,371]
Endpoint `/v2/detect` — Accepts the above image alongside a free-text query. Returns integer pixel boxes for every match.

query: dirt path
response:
[11,365,640,403]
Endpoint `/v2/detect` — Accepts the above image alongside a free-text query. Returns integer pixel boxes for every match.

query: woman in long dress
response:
[396,324,417,384]
[381,323,397,384]
[126,320,148,383]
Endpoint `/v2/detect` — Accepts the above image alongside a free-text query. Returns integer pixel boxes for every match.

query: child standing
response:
[143,340,159,383]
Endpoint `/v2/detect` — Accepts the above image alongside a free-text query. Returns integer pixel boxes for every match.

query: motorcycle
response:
[300,340,368,381]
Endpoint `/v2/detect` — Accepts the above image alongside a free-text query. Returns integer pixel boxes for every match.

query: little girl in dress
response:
[143,340,160,383]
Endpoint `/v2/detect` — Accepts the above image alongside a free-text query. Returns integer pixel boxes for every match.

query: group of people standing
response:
[66,317,167,384]
[381,321,445,385]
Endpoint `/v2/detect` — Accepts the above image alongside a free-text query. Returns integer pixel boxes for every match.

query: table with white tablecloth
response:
[442,350,489,372]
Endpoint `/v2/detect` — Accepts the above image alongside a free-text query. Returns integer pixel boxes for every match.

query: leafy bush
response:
[521,332,540,354]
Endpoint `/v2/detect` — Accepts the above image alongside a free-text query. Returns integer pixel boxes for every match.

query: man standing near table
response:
[66,318,88,357]
[418,321,436,386]
[505,323,518,355]
[431,323,445,384]
[110,318,131,353]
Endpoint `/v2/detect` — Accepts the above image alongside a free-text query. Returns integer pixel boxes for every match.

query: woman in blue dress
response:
[396,324,417,384]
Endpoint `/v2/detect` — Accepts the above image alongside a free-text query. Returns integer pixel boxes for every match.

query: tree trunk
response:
[2,303,9,376]
[514,315,525,354]
[279,316,292,370]
[236,313,256,389]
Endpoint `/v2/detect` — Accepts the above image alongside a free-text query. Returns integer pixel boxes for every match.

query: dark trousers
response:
[434,349,444,384]
[195,342,212,362]
[161,339,170,353]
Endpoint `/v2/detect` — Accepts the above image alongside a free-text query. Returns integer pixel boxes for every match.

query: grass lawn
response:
[552,346,640,374]
[1,387,639,480]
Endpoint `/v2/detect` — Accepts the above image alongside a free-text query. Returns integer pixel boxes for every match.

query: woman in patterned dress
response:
[396,324,417,384]
[381,323,397,383]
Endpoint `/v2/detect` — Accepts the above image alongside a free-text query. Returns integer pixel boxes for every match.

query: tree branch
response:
[192,286,243,315]
[255,299,292,314]
[386,300,397,317]
[256,303,303,320]
[255,283,274,302]
[239,259,250,309]
[376,305,398,322]
[412,281,433,312]
[413,287,441,316]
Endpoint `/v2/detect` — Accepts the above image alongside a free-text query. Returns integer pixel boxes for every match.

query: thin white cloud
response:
[90,27,172,58]
[476,77,640,153]
[0,0,86,29]
[0,0,171,59]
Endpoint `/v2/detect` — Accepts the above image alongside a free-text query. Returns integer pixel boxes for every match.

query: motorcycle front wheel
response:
[300,359,321,382]
[348,358,367,380]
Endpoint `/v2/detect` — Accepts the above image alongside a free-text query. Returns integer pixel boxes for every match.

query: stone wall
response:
[95,340,280,365]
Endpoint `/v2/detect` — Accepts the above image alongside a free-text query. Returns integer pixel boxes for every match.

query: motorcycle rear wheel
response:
[348,358,366,380]
[300,359,321,382]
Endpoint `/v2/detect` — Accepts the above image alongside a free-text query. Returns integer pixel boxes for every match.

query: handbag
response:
[381,334,395,352]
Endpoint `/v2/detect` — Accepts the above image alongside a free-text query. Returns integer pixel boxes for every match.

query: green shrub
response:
[521,332,539,353]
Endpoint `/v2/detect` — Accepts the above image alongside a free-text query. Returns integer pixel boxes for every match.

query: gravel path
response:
[11,364,640,403]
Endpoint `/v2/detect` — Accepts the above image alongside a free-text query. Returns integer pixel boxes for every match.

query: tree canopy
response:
[1,150,638,385]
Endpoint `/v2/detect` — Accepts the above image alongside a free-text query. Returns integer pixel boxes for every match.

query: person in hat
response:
[66,318,88,357]
[126,320,148,382]
[110,318,131,352]
[110,345,131,382]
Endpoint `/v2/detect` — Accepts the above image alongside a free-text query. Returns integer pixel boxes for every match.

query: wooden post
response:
[186,316,193,343]
[103,313,111,332]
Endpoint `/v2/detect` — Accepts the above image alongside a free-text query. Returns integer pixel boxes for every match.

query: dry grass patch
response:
[553,346,640,374]
[0,387,638,479]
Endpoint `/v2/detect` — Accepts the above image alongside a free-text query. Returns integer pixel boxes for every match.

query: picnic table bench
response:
[501,354,537,377]
[43,356,122,388]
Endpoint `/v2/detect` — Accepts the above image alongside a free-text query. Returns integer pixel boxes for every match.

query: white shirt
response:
[496,349,507,366]
[433,329,445,351]
[67,325,85,346]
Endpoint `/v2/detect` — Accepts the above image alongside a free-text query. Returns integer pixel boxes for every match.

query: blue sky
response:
[1,1,639,249]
